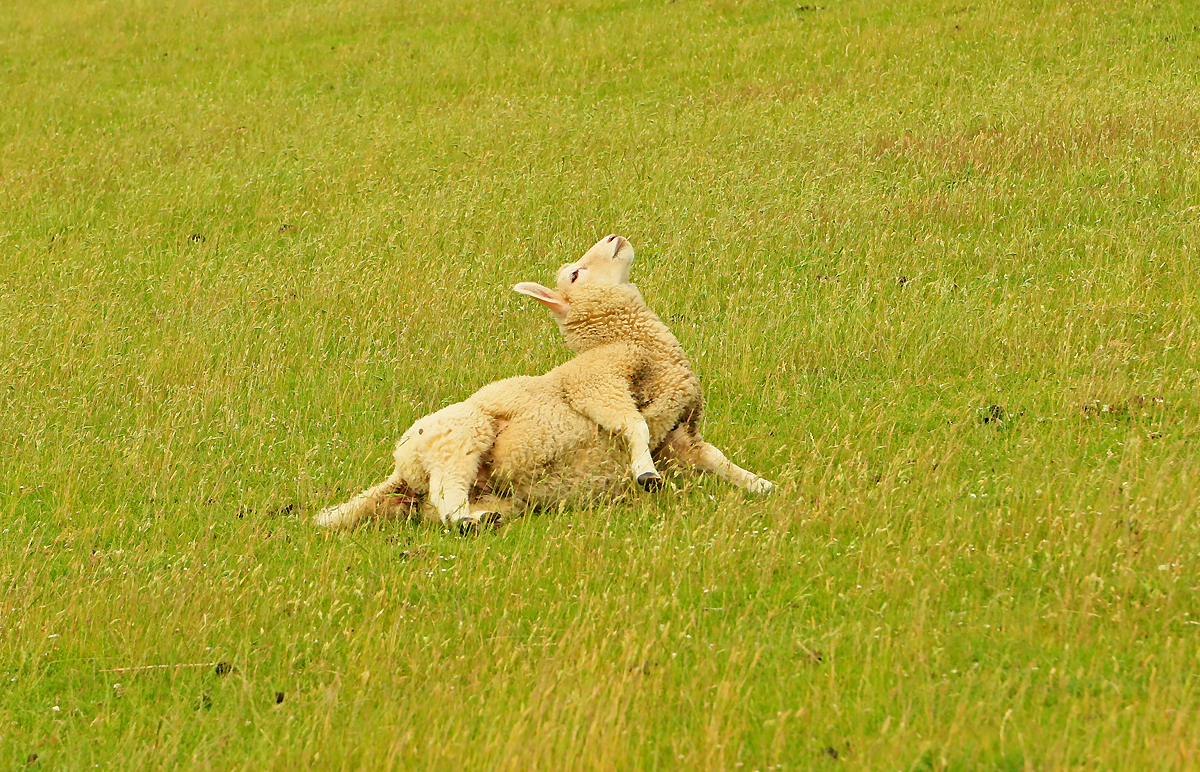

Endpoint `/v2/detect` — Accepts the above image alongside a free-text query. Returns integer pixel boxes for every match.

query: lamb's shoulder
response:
[639,358,701,401]
[546,343,646,417]
[550,341,642,383]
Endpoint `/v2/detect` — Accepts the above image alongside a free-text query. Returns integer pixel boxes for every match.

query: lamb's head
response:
[513,235,636,328]
[555,234,635,291]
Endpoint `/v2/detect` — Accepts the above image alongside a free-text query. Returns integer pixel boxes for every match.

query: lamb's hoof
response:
[455,512,500,536]
[313,506,341,529]
[456,518,481,536]
[747,478,775,495]
[637,472,664,492]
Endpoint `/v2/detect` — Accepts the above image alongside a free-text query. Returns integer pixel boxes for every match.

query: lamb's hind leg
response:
[418,403,502,527]
[657,426,774,494]
[316,401,499,531]
[464,493,517,530]
[428,468,473,526]
[314,470,417,530]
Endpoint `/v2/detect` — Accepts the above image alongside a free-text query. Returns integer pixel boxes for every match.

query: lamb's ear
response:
[513,282,570,323]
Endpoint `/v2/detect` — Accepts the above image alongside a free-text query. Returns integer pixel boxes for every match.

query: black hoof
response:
[456,512,502,536]
[637,472,664,492]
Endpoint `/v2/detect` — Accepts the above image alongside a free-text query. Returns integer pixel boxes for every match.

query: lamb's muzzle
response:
[555,234,634,290]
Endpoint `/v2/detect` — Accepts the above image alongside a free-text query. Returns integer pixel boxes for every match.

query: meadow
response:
[3,0,1200,768]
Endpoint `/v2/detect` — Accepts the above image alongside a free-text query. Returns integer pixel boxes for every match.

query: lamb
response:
[314,235,773,531]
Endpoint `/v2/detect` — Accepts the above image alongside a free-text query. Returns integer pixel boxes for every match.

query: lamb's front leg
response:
[572,395,662,490]
[557,348,662,490]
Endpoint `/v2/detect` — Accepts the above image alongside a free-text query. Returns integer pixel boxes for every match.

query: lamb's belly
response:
[520,442,629,506]
[485,413,629,504]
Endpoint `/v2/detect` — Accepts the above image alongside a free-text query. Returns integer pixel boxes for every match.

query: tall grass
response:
[3,0,1200,769]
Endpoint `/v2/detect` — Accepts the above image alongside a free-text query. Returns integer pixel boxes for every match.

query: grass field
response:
[4,0,1200,768]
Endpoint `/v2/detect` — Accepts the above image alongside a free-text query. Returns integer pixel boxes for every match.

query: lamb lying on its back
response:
[314,236,773,530]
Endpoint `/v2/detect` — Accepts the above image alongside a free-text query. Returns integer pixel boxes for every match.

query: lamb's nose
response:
[606,234,619,242]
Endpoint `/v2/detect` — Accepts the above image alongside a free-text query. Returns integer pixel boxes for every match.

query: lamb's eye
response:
[570,270,580,283]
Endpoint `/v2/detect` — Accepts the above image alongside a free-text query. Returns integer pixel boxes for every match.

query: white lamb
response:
[314,235,773,530]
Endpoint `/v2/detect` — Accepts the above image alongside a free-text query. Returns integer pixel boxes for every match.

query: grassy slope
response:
[3,0,1200,768]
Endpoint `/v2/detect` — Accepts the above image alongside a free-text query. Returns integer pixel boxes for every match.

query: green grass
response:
[4,0,1200,768]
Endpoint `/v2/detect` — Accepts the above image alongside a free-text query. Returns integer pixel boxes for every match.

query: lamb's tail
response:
[313,471,419,530]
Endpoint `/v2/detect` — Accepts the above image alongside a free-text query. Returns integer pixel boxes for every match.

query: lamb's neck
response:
[561,284,688,358]
[565,310,684,358]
